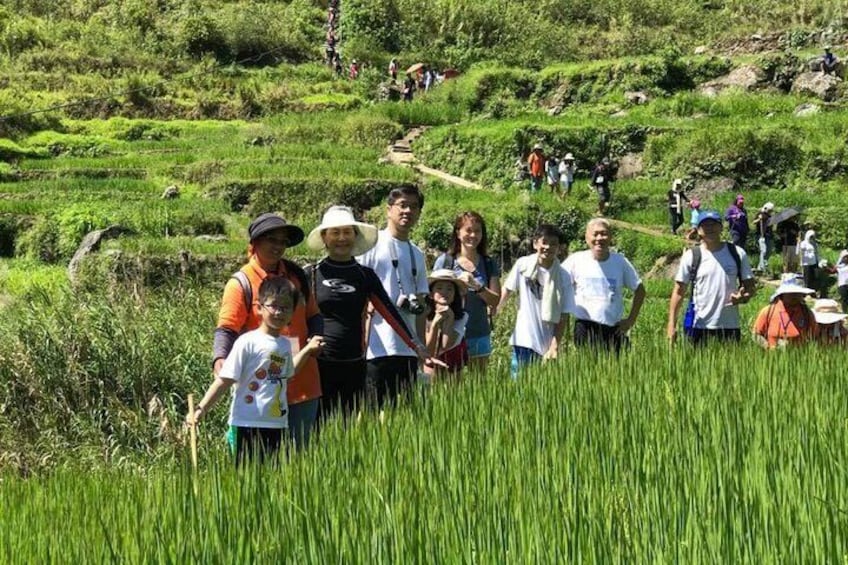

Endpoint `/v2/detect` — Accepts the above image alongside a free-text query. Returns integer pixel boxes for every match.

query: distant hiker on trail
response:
[558,153,575,196]
[776,217,800,273]
[527,144,546,192]
[752,274,816,349]
[753,202,775,273]
[667,178,689,235]
[833,250,848,312]
[667,210,756,346]
[424,270,470,377]
[192,277,324,466]
[724,194,748,249]
[333,53,343,76]
[499,224,575,378]
[388,58,398,81]
[590,157,614,215]
[305,206,435,420]
[545,156,560,194]
[513,157,530,183]
[799,230,820,295]
[687,198,702,240]
[212,213,322,450]
[349,59,360,80]
[821,47,840,75]
[402,73,415,102]
[433,211,501,371]
[562,218,646,354]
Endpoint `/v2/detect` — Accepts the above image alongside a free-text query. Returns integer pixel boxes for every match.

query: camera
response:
[397,294,426,315]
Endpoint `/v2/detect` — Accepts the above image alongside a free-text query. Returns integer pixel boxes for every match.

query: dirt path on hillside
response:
[386,127,482,190]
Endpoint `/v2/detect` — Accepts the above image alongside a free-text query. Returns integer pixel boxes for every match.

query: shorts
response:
[227,425,286,467]
[597,187,610,203]
[466,335,493,358]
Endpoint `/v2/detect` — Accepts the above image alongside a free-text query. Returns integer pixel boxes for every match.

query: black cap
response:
[248,213,304,245]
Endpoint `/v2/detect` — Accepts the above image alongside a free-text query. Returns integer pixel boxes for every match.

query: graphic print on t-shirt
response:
[266,352,290,417]
[581,276,617,302]
[322,278,357,293]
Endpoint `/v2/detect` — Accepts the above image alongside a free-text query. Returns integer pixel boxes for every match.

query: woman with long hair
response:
[433,212,501,371]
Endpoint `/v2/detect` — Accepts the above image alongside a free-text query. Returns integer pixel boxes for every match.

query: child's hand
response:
[304,336,324,355]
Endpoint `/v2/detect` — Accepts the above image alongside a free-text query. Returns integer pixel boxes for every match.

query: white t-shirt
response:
[675,244,753,329]
[562,250,642,326]
[558,162,574,182]
[357,229,429,359]
[219,329,294,429]
[799,241,818,266]
[837,264,848,286]
[504,255,575,355]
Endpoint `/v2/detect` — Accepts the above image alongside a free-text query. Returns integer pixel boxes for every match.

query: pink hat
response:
[690,199,701,209]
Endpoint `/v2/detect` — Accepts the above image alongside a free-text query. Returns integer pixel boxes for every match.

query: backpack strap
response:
[688,246,702,293]
[443,253,455,270]
[230,271,252,313]
[724,242,744,286]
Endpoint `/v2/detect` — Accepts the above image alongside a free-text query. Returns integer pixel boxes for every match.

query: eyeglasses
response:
[261,303,292,314]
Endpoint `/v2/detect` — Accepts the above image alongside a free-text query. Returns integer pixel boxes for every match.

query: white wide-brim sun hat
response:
[812,299,848,325]
[769,274,816,303]
[306,205,378,256]
[427,268,469,295]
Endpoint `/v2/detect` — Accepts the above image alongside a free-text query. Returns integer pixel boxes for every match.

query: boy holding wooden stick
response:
[189,277,323,465]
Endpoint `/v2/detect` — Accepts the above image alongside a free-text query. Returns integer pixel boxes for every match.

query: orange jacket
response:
[216,255,321,403]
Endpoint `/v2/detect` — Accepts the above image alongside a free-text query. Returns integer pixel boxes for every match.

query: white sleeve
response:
[736,247,754,280]
[621,256,642,289]
[414,247,429,295]
[504,259,521,292]
[218,336,247,382]
[559,269,576,314]
[675,250,692,283]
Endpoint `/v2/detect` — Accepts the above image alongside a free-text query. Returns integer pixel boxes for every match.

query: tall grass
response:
[1,338,845,561]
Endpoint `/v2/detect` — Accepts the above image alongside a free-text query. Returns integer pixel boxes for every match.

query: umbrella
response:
[768,206,803,227]
[405,62,424,74]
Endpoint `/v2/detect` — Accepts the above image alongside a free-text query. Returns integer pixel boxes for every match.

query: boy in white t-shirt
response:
[191,277,323,465]
[498,224,575,378]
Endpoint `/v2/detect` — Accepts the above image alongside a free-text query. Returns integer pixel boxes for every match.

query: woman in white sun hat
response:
[306,205,439,419]
[752,274,817,349]
[812,298,848,345]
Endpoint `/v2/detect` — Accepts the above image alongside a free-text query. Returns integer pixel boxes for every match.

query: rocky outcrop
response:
[616,153,644,179]
[68,225,132,283]
[790,72,842,101]
[699,64,766,96]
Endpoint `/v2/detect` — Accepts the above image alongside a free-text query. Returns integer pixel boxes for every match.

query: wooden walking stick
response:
[187,394,198,470]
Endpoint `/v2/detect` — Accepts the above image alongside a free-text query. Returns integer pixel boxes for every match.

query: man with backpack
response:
[666,210,756,345]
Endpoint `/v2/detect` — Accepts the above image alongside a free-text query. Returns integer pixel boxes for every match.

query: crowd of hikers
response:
[187,181,848,465]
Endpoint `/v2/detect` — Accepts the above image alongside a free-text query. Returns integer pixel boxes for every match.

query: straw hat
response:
[762,201,775,212]
[563,152,575,161]
[532,143,544,151]
[812,299,847,325]
[672,178,683,188]
[427,269,469,294]
[306,206,378,256]
[770,273,815,303]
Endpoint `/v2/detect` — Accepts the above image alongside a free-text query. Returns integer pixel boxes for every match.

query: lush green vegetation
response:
[3,336,847,561]
[2,2,848,559]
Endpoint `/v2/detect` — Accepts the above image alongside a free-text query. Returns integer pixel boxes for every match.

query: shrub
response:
[15,215,60,263]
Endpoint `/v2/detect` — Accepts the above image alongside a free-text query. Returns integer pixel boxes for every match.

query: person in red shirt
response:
[527,143,546,192]
[213,213,323,450]
[752,274,817,349]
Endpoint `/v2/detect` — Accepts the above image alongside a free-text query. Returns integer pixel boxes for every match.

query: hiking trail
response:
[386,127,482,190]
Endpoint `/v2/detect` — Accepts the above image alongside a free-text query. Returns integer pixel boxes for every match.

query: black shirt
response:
[310,258,415,361]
